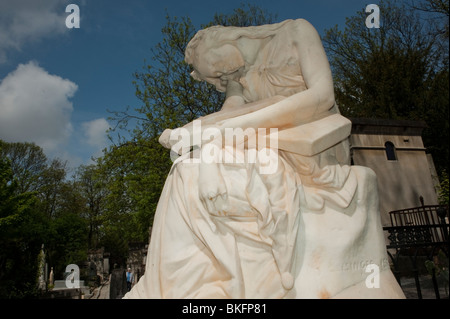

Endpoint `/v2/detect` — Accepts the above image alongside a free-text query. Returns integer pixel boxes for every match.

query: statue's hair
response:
[185,19,294,67]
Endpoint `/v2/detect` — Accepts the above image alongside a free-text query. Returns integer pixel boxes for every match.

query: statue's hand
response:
[158,128,173,149]
[198,162,228,215]
[159,121,211,151]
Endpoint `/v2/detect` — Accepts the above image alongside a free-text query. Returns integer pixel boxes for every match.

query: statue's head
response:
[185,22,285,92]
[185,26,244,92]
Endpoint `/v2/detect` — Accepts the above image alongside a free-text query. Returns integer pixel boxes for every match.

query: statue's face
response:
[192,44,245,92]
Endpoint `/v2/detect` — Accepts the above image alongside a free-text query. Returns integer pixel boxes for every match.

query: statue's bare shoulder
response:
[285,18,321,43]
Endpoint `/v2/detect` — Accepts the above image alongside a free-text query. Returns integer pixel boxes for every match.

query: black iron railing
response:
[383,205,449,299]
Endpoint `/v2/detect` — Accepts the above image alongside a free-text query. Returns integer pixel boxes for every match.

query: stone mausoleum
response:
[349,118,439,226]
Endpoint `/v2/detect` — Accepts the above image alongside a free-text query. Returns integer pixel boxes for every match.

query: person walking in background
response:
[126,268,134,292]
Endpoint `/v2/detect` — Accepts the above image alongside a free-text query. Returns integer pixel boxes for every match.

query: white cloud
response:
[0,0,69,63]
[0,61,77,153]
[82,118,110,154]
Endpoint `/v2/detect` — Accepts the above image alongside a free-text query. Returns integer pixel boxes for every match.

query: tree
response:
[0,140,47,194]
[410,0,449,38]
[74,164,107,249]
[97,138,168,244]
[322,0,448,174]
[0,146,48,298]
[37,158,69,219]
[103,4,278,244]
[0,140,92,291]
[46,212,88,280]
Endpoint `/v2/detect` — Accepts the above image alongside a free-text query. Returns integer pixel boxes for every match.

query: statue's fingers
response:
[158,128,172,148]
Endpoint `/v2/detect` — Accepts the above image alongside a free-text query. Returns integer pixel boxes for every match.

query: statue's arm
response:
[158,82,283,149]
[176,81,284,136]
[160,20,332,148]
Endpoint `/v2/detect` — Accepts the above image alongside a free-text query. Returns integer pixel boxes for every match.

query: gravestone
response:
[109,268,127,299]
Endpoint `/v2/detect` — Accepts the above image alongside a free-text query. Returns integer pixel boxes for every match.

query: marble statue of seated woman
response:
[123,19,405,299]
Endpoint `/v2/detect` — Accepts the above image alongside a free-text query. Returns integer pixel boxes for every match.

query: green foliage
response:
[100,229,129,268]
[0,140,99,297]
[0,140,47,194]
[74,164,107,249]
[37,158,70,219]
[97,138,169,243]
[0,146,48,298]
[46,213,88,279]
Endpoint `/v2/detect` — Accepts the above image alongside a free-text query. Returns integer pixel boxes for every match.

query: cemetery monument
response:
[123,19,406,299]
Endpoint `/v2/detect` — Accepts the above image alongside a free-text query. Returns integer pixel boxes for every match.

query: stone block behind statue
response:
[123,19,406,299]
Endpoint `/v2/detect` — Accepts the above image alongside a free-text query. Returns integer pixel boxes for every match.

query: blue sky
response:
[0,0,374,170]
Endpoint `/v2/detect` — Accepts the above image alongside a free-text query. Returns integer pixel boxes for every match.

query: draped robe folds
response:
[124,20,405,299]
